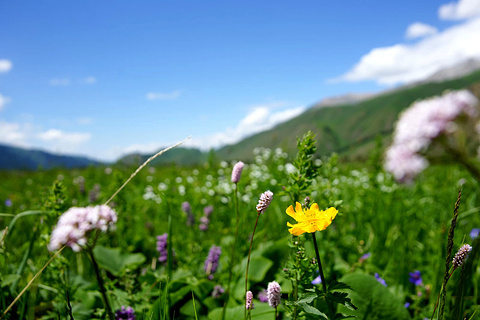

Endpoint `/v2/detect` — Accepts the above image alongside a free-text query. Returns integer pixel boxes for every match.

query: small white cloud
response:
[49,78,70,86]
[439,0,480,20]
[334,17,480,85]
[0,121,29,146]
[186,102,306,150]
[38,129,91,144]
[83,76,97,84]
[406,22,438,39]
[146,90,181,101]
[0,59,12,73]
[0,93,10,111]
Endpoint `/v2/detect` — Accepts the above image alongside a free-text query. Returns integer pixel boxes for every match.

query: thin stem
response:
[1,246,65,320]
[87,247,115,320]
[312,232,334,319]
[245,212,261,320]
[439,190,461,320]
[275,307,277,319]
[224,183,241,320]
[62,267,75,320]
[104,136,190,206]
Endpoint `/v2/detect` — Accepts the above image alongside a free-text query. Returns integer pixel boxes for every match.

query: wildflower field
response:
[1,93,480,319]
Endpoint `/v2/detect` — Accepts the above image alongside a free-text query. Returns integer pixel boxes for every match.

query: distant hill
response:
[3,62,480,170]
[0,144,102,170]
[116,147,208,167]
[216,69,480,162]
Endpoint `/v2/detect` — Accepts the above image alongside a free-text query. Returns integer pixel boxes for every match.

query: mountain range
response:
[2,58,480,170]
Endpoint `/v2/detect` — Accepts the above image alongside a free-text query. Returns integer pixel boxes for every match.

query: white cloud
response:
[405,22,438,39]
[0,93,10,111]
[186,102,306,150]
[49,78,70,86]
[0,119,92,156]
[0,121,29,146]
[105,102,306,161]
[0,59,12,73]
[38,129,91,143]
[83,76,97,84]
[439,0,480,20]
[146,90,181,101]
[336,17,480,85]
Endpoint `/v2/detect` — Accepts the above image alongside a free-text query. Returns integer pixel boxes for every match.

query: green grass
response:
[0,147,479,319]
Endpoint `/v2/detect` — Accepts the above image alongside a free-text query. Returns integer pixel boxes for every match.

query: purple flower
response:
[199,216,210,231]
[375,273,387,287]
[404,302,410,308]
[256,190,273,214]
[246,291,254,310]
[115,306,136,320]
[205,245,221,279]
[203,205,214,217]
[452,244,473,269]
[359,252,371,263]
[48,205,117,252]
[267,281,282,308]
[470,228,480,240]
[212,285,225,298]
[181,201,191,214]
[156,233,168,264]
[258,289,268,303]
[4,199,12,207]
[311,275,322,285]
[408,270,423,286]
[88,184,101,203]
[231,161,245,183]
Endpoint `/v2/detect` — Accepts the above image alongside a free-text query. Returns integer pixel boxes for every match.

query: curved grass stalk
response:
[0,246,65,320]
[104,136,190,206]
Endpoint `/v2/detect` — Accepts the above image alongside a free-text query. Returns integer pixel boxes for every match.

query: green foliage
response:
[285,130,322,202]
[337,273,410,320]
[1,133,480,319]
[92,245,146,276]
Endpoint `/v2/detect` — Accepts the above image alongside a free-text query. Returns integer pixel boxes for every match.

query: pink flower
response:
[267,281,282,308]
[246,291,254,310]
[256,190,273,214]
[385,90,478,183]
[231,161,245,183]
[49,205,117,252]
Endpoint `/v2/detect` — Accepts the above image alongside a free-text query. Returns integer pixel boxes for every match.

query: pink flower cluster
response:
[48,205,118,252]
[385,90,478,183]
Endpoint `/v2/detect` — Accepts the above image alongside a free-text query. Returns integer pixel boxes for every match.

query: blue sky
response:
[1,0,480,161]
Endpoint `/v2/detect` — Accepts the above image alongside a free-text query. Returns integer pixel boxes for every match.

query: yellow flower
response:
[286,202,338,236]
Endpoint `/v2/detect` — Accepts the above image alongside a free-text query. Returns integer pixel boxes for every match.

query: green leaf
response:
[244,256,273,282]
[93,245,146,276]
[298,302,328,319]
[1,274,20,287]
[337,273,410,320]
[328,280,353,291]
[297,293,318,304]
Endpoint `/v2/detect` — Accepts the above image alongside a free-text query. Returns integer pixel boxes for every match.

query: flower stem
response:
[224,183,241,320]
[245,212,261,320]
[312,232,334,319]
[87,247,115,320]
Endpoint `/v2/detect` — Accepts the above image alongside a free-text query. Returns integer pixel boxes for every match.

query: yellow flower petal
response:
[285,203,338,235]
[286,205,297,220]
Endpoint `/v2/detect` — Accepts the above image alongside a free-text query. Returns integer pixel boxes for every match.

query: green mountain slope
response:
[0,144,101,170]
[217,69,480,161]
[116,147,208,167]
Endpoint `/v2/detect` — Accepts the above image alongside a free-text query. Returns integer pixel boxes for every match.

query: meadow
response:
[0,129,479,320]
